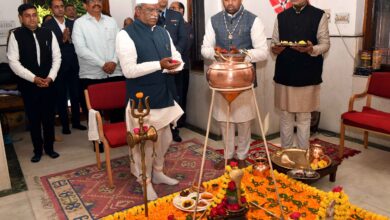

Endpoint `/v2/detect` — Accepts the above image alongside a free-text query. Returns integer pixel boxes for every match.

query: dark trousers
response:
[21,84,56,155]
[55,55,81,129]
[174,69,189,125]
[79,76,126,122]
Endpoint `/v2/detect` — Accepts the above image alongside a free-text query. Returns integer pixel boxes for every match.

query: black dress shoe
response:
[93,143,104,153]
[172,133,182,142]
[62,128,71,134]
[46,151,60,159]
[31,154,42,163]
[73,124,87,130]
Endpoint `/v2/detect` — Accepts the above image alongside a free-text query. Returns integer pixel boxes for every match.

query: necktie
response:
[159,11,165,25]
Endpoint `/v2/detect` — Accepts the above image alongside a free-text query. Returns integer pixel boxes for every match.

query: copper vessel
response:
[206,51,255,103]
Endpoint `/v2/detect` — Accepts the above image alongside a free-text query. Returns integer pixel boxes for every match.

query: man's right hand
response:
[34,77,48,87]
[271,45,286,55]
[63,28,71,43]
[160,57,181,71]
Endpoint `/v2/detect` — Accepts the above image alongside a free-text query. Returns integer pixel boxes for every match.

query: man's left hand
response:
[291,41,313,54]
[41,77,52,87]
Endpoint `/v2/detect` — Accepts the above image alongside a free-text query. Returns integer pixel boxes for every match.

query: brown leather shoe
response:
[214,159,232,170]
[238,159,247,169]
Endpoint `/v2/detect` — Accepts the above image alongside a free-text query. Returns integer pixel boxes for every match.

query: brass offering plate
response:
[271,148,332,170]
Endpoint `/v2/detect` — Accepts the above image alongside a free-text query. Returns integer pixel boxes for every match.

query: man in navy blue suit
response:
[43,0,86,134]
[157,0,187,142]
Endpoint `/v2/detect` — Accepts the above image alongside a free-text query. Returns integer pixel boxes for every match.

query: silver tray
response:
[271,148,332,170]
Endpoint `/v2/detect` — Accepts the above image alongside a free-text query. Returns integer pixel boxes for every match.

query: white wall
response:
[110,0,134,28]
[0,0,22,63]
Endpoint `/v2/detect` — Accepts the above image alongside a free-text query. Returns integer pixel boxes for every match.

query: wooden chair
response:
[340,72,390,157]
[84,81,128,188]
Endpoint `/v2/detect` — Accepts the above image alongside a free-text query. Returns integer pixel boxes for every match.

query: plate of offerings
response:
[271,148,332,170]
[173,191,211,212]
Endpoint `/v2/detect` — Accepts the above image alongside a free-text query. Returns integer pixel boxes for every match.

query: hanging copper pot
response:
[206,51,255,103]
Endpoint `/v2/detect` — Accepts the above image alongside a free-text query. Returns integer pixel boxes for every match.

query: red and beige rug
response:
[40,138,360,220]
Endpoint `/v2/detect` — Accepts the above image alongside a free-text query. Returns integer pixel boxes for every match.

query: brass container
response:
[207,53,255,103]
[252,156,270,177]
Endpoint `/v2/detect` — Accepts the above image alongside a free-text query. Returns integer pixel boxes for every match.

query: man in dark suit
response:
[157,0,187,142]
[169,1,194,129]
[43,0,86,134]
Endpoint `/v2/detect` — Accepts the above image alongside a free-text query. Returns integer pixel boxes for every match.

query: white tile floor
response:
[0,127,389,219]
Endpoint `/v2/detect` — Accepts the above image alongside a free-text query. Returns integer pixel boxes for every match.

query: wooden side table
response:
[272,161,340,185]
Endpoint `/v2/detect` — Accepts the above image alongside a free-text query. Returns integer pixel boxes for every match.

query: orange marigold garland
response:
[102,166,388,220]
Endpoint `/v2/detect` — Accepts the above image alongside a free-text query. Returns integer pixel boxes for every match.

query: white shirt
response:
[116,27,184,130]
[7,30,61,83]
[72,13,122,79]
[54,17,66,32]
[201,16,269,63]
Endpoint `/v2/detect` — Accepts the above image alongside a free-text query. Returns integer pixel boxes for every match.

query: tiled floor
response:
[0,127,389,219]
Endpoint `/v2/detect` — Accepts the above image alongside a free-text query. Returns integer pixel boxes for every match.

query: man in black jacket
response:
[7,3,62,162]
[157,0,187,142]
[169,1,194,129]
[43,0,86,135]
[271,0,330,148]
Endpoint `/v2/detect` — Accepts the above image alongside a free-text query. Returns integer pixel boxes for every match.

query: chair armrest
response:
[94,110,105,140]
[348,91,368,111]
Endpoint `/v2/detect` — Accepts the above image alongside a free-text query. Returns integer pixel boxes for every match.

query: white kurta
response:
[116,27,184,181]
[201,16,269,122]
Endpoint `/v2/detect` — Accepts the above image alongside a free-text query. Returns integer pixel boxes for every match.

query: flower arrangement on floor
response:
[102,165,390,220]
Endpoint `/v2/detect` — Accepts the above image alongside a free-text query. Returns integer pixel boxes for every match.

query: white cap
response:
[135,0,158,4]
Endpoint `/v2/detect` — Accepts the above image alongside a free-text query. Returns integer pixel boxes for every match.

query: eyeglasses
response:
[86,0,103,4]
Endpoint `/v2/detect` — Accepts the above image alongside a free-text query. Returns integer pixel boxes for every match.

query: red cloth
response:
[367,72,390,98]
[88,81,127,110]
[342,106,390,134]
[103,122,127,148]
[269,0,292,14]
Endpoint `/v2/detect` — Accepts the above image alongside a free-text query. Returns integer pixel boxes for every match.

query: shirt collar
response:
[86,12,104,21]
[53,16,65,25]
[160,8,167,15]
[293,3,307,14]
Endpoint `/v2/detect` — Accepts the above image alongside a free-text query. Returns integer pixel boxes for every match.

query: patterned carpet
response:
[40,139,225,220]
[40,138,360,220]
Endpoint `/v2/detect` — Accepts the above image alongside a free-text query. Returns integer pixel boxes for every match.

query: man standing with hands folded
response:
[116,0,184,201]
[43,0,86,135]
[7,3,62,162]
[72,0,123,117]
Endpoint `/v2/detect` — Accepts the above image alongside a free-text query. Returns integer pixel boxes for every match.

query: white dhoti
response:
[126,101,183,183]
[213,90,256,159]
